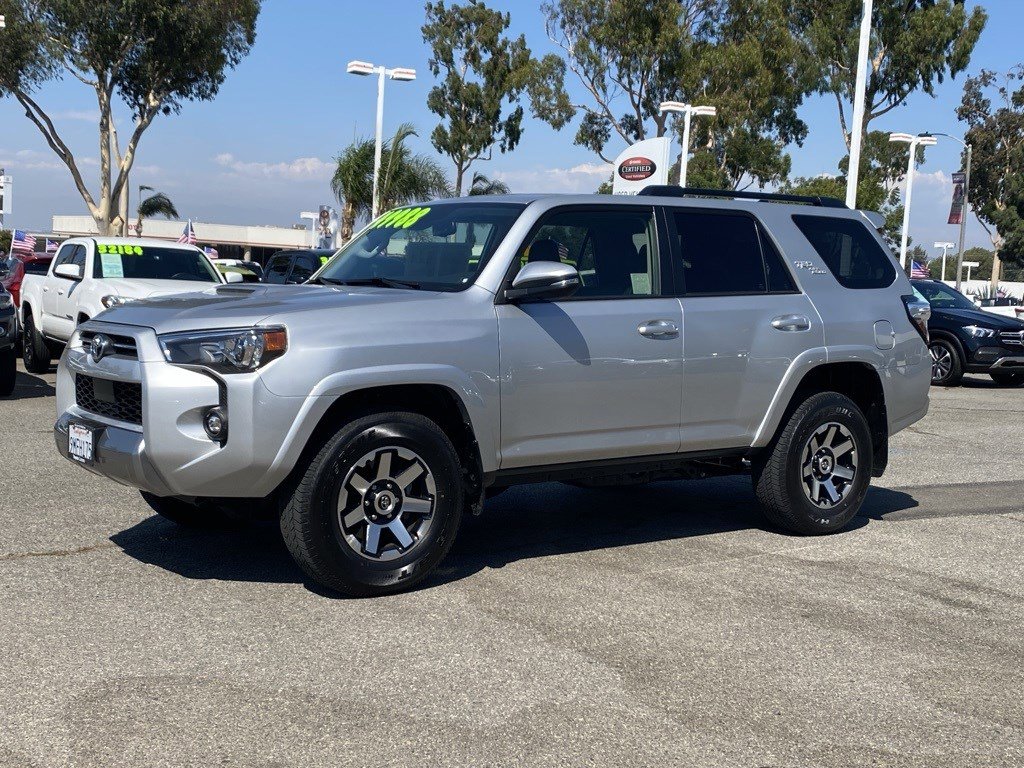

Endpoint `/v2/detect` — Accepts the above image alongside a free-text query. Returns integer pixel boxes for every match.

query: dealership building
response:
[48,215,316,264]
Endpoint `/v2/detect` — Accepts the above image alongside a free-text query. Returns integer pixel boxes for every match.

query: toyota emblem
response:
[90,333,113,362]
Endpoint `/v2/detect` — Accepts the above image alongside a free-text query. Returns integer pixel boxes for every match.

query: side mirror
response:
[54,263,83,281]
[223,271,244,284]
[505,261,581,302]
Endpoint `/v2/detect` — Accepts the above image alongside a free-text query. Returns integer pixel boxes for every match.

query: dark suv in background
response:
[0,284,16,396]
[262,249,335,284]
[913,279,1024,387]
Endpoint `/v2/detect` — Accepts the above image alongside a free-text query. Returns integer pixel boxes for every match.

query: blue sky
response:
[0,0,1018,253]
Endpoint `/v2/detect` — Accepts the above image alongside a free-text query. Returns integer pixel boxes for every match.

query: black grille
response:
[79,330,138,359]
[75,375,143,425]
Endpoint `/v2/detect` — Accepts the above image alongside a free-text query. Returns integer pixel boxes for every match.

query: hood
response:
[92,282,450,334]
[100,277,224,298]
[932,306,1024,331]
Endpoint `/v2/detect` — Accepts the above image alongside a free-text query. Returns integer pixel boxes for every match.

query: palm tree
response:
[331,123,450,242]
[135,186,179,238]
[468,172,510,196]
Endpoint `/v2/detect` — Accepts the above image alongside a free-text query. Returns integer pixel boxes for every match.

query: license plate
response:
[68,423,95,464]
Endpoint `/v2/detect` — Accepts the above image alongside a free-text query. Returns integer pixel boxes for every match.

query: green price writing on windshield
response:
[97,243,144,255]
[370,206,431,230]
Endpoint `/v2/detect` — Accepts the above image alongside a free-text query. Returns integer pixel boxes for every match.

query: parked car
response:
[262,249,335,284]
[213,258,263,283]
[19,237,239,373]
[975,295,1024,321]
[53,188,931,597]
[912,279,1024,387]
[1,252,54,307]
[0,285,16,396]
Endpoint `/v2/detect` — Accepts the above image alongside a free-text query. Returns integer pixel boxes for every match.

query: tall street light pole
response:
[889,132,937,269]
[346,60,416,219]
[922,132,973,291]
[933,241,955,281]
[659,102,717,188]
[846,0,874,208]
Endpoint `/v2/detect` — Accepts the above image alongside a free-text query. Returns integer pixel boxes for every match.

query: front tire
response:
[752,392,872,535]
[990,371,1024,387]
[22,311,52,374]
[928,339,963,387]
[280,412,463,597]
[0,348,15,396]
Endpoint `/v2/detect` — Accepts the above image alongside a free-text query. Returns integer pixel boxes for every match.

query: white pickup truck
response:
[19,237,238,373]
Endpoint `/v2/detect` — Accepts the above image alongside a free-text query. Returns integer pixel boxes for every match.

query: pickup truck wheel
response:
[0,348,15,396]
[280,412,463,597]
[22,312,52,374]
[990,371,1024,387]
[928,339,963,386]
[752,392,871,536]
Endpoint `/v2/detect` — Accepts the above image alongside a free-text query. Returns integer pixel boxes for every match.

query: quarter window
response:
[520,208,659,298]
[792,215,897,289]
[672,211,766,295]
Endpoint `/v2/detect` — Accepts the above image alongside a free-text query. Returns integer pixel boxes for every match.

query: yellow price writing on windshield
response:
[97,244,144,255]
[370,206,431,230]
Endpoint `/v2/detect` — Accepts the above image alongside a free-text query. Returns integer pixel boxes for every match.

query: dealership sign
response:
[611,137,670,195]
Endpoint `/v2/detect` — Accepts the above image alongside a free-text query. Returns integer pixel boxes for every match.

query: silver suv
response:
[54,188,932,597]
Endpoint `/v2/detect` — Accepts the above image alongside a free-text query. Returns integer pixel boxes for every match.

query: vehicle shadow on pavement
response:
[3,370,56,401]
[107,476,920,596]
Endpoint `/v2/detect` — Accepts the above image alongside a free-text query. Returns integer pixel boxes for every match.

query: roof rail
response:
[637,185,848,209]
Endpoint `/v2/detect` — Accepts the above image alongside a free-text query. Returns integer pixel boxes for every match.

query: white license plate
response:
[68,423,95,464]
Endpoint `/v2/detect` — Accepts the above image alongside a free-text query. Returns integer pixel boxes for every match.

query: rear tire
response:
[0,348,15,396]
[928,339,963,387]
[280,411,463,597]
[22,311,52,374]
[990,371,1024,387]
[752,392,872,535]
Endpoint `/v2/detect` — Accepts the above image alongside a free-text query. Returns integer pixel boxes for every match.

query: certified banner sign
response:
[611,137,670,195]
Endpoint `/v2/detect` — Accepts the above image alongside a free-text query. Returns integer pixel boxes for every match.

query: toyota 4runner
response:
[54,188,932,597]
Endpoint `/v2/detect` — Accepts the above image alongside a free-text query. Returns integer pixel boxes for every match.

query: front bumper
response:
[54,321,323,498]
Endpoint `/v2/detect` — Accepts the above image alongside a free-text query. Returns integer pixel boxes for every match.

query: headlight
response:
[963,325,996,338]
[0,293,13,310]
[101,295,135,308]
[158,327,287,374]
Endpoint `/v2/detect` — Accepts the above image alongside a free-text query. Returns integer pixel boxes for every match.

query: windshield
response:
[912,280,976,310]
[93,244,220,283]
[317,203,524,291]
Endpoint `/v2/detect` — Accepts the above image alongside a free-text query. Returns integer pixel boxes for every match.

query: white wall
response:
[51,215,312,249]
[943,280,1024,300]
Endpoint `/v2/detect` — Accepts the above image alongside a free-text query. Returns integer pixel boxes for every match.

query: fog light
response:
[204,407,227,442]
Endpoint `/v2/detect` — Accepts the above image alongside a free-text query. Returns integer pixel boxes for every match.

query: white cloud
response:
[214,153,332,181]
[55,109,98,122]
[494,162,613,194]
[0,149,64,171]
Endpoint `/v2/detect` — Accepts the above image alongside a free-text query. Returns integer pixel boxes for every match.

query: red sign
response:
[617,156,657,182]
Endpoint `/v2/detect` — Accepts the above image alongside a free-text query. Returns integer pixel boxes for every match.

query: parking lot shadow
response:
[3,370,56,400]
[108,478,920,595]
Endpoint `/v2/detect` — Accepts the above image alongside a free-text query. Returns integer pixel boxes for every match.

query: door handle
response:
[638,319,679,339]
[770,314,811,332]
[57,290,65,296]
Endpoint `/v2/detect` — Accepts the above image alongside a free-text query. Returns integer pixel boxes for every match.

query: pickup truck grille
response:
[999,331,1023,346]
[78,330,139,359]
[75,374,143,425]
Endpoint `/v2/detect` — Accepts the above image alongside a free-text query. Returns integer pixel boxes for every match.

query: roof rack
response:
[637,185,848,209]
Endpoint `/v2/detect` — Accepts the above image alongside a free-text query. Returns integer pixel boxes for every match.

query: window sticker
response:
[100,253,125,278]
[630,272,652,295]
[370,206,431,229]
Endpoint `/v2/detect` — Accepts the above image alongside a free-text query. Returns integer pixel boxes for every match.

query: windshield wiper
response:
[319,276,423,290]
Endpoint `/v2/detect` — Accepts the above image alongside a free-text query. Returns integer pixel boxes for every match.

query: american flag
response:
[176,219,197,245]
[45,239,59,253]
[11,229,36,254]
[203,246,219,259]
[910,260,930,279]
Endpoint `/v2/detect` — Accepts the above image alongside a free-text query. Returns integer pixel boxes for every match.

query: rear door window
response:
[264,255,293,284]
[792,215,897,289]
[671,211,766,295]
[289,255,318,283]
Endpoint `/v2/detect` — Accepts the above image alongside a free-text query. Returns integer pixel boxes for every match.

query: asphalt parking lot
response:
[1,362,1022,768]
